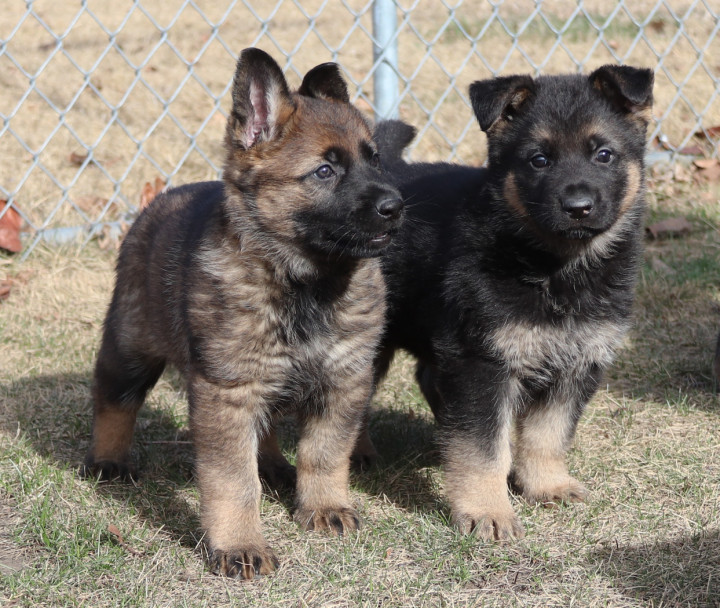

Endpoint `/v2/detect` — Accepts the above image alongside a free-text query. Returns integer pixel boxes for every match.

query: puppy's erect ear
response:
[226,48,295,150]
[589,64,654,123]
[373,119,417,162]
[469,75,535,132]
[298,63,350,103]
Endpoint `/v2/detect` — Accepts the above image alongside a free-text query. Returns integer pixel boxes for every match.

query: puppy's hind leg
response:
[83,331,165,481]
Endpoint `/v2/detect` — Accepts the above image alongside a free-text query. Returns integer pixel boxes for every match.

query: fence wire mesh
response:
[1,0,719,257]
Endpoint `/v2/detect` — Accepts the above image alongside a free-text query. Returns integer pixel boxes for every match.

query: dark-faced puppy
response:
[371,65,653,541]
[83,48,403,579]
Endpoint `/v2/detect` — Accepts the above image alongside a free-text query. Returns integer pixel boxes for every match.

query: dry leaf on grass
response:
[107,524,143,557]
[74,196,110,214]
[0,200,23,253]
[0,278,13,301]
[68,151,88,166]
[646,217,692,239]
[97,221,130,251]
[677,145,704,156]
[695,125,720,140]
[139,177,166,210]
[693,158,720,182]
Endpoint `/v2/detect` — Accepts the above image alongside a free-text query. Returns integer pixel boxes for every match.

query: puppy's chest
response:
[487,316,627,379]
[193,256,384,398]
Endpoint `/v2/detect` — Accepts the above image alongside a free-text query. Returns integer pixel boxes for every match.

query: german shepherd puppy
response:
[83,48,403,579]
[371,65,654,541]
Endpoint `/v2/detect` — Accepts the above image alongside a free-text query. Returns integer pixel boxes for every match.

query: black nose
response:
[561,196,593,220]
[375,197,404,220]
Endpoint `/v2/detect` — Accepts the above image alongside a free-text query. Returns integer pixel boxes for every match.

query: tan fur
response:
[512,396,588,504]
[502,173,529,219]
[87,407,136,466]
[488,318,627,378]
[443,431,524,541]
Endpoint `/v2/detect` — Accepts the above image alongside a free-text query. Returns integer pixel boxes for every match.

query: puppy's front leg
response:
[429,360,525,542]
[189,375,278,580]
[293,376,370,536]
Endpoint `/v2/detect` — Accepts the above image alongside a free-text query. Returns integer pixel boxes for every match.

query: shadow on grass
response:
[1,372,443,543]
[353,405,443,516]
[589,531,720,606]
[0,372,200,548]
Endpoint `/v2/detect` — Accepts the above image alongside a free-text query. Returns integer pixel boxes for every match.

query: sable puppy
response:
[371,65,653,541]
[84,48,403,579]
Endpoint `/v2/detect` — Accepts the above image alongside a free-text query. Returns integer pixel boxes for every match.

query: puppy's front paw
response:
[294,506,360,536]
[452,508,525,542]
[522,476,588,507]
[209,545,279,580]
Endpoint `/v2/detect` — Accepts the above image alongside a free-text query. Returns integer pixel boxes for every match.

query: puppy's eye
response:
[314,165,335,179]
[530,154,549,169]
[596,149,612,163]
[370,153,380,169]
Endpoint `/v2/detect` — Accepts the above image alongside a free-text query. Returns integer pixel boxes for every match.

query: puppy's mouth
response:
[369,232,392,247]
[562,227,600,240]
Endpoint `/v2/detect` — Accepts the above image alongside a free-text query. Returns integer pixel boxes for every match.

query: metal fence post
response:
[372,0,399,121]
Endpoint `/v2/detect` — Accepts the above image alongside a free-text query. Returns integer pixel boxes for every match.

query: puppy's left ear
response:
[298,63,350,103]
[590,64,654,122]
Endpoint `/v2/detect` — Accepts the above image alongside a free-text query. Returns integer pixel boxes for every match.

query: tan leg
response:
[190,376,278,580]
[443,429,525,541]
[513,397,587,505]
[84,406,138,478]
[293,378,369,535]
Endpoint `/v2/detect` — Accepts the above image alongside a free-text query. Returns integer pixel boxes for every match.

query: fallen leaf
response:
[97,222,130,251]
[0,279,13,301]
[0,200,23,253]
[695,125,720,140]
[107,524,124,543]
[677,145,703,156]
[646,217,692,239]
[107,524,143,556]
[693,158,720,182]
[693,158,719,169]
[68,151,87,166]
[74,196,109,214]
[648,18,665,33]
[139,177,166,210]
[673,164,691,183]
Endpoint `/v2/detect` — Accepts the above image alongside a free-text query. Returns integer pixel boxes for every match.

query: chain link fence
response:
[1,1,719,257]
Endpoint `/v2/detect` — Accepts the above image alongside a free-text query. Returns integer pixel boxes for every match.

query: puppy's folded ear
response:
[589,65,654,125]
[298,63,350,103]
[469,75,535,132]
[226,48,295,150]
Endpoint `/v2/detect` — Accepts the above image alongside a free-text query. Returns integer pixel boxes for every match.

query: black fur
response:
[372,65,654,540]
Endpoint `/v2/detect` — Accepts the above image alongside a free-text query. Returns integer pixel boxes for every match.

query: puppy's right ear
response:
[469,75,535,132]
[226,48,295,150]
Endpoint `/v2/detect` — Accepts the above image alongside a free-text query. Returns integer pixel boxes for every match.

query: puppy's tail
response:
[374,119,416,163]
